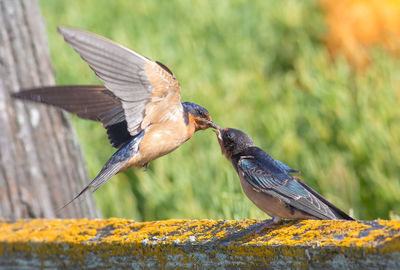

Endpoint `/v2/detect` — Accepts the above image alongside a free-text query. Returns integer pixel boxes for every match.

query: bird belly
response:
[137,120,194,166]
[238,174,315,220]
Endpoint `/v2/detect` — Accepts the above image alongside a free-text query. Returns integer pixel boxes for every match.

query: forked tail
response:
[59,131,144,210]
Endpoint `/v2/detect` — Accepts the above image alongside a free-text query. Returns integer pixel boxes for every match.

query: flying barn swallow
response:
[13,26,217,207]
[216,128,354,230]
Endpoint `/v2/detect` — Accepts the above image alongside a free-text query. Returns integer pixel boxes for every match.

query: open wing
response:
[12,85,123,123]
[12,85,129,148]
[57,26,183,135]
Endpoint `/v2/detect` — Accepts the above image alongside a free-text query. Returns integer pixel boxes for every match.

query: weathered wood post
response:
[0,0,99,218]
[1,218,400,269]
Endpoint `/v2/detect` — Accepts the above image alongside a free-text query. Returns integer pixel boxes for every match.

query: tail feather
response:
[297,180,355,220]
[59,130,144,211]
[59,159,126,211]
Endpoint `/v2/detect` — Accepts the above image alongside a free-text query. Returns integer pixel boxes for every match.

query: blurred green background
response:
[38,0,400,221]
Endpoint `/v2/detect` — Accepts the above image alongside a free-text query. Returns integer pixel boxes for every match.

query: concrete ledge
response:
[0,219,399,269]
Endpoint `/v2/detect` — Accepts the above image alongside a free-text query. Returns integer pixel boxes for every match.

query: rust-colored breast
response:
[136,117,196,166]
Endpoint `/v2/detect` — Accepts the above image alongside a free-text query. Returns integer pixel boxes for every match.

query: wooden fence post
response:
[0,0,99,218]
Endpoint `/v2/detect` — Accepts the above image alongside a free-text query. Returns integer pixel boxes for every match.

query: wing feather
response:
[58,26,183,136]
[12,85,131,148]
[238,156,339,219]
[12,85,120,121]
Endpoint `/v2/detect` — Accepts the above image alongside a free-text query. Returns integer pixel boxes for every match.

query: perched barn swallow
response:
[216,128,354,229]
[13,26,217,207]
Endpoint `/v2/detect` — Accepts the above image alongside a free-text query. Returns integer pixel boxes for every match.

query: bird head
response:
[182,102,218,131]
[216,128,254,159]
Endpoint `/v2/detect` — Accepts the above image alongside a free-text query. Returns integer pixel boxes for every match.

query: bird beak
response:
[214,128,222,141]
[207,120,219,130]
[214,128,226,156]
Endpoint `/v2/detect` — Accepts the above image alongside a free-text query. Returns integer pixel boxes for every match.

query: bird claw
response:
[253,217,281,235]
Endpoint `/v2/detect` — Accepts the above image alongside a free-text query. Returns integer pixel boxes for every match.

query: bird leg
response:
[144,163,149,171]
[254,216,282,234]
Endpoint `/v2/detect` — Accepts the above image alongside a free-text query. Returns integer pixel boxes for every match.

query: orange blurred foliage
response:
[320,0,400,69]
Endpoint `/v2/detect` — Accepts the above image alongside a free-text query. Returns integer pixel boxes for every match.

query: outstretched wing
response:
[57,26,183,135]
[237,149,342,220]
[12,85,122,123]
[12,85,130,148]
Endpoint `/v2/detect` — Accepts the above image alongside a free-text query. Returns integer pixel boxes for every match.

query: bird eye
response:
[197,110,205,117]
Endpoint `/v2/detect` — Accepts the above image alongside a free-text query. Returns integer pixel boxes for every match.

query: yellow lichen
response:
[0,218,399,267]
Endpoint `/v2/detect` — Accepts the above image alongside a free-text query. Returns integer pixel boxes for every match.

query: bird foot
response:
[253,217,281,235]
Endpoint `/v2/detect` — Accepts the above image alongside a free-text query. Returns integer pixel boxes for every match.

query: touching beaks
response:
[207,120,219,130]
[214,128,222,140]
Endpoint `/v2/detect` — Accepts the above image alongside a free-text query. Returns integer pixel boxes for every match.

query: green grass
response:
[39,0,400,220]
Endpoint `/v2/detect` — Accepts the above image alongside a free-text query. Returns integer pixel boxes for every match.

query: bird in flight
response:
[13,26,218,207]
[216,127,354,230]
